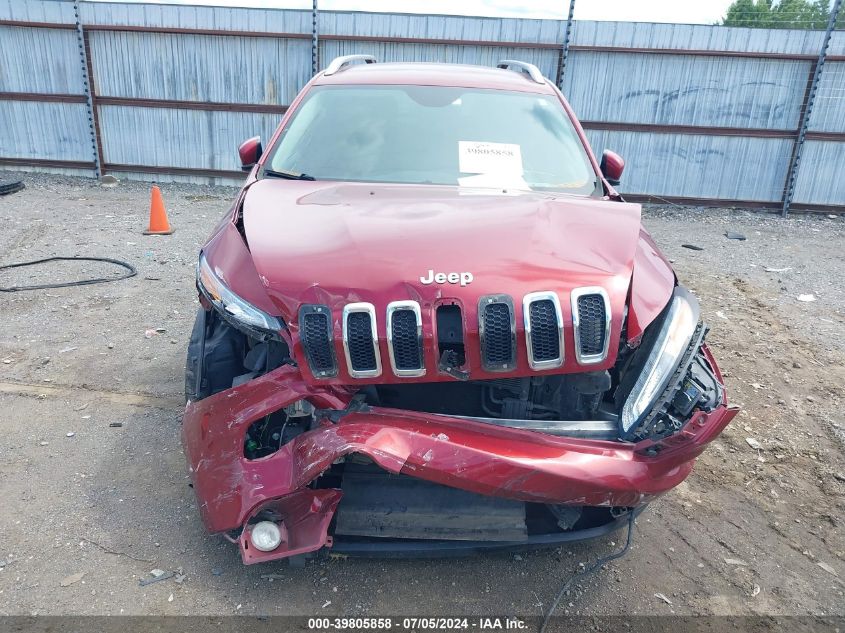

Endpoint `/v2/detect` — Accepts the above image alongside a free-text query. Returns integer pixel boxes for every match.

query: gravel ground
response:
[0,172,843,618]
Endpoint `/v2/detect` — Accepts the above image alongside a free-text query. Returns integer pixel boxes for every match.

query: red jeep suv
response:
[182,56,737,564]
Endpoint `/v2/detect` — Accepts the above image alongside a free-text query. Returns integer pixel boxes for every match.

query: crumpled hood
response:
[243,180,642,316]
[242,179,645,380]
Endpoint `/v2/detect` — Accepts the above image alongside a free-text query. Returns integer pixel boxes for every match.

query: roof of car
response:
[312,62,558,94]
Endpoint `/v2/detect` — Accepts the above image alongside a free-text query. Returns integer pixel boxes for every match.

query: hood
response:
[242,180,644,380]
[244,180,641,311]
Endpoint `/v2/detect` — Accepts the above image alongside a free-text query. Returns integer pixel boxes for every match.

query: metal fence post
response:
[311,0,319,76]
[781,0,841,216]
[557,0,576,89]
[72,0,101,178]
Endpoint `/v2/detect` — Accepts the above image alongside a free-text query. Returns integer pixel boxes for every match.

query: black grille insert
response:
[479,296,515,371]
[390,309,422,372]
[436,304,465,368]
[346,311,378,373]
[528,299,560,362]
[299,305,336,377]
[576,293,608,359]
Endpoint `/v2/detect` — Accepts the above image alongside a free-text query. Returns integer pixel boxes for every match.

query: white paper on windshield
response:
[458,141,523,176]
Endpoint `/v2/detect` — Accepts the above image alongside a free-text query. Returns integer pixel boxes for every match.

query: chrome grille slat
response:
[347,313,377,369]
[342,302,381,378]
[571,287,611,365]
[523,291,564,369]
[298,304,337,378]
[478,295,516,372]
[387,300,425,377]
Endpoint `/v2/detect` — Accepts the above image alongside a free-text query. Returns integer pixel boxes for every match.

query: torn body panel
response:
[627,229,676,345]
[182,360,737,564]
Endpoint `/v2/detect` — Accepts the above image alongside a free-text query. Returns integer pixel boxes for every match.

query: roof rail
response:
[496,60,545,84]
[323,54,377,76]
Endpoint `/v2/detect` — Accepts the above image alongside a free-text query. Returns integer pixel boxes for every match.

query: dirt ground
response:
[0,172,843,618]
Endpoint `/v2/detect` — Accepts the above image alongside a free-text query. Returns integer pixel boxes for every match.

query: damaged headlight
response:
[197,253,282,338]
[620,287,702,439]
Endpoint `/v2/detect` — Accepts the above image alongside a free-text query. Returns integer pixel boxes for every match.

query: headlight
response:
[197,253,282,337]
[620,287,700,437]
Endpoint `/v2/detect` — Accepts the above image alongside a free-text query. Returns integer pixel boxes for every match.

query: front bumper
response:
[182,363,737,565]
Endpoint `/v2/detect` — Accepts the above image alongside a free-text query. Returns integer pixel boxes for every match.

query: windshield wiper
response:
[263,168,316,181]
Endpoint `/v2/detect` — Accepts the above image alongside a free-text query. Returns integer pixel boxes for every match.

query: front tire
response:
[184,308,247,402]
[185,308,208,402]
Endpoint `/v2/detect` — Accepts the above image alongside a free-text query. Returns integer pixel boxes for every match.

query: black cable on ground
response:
[0,180,25,196]
[0,256,137,292]
[540,511,636,633]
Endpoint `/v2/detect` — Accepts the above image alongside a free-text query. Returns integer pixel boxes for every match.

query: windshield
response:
[266,85,598,194]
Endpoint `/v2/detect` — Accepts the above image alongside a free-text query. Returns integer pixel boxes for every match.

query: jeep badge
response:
[419,270,474,286]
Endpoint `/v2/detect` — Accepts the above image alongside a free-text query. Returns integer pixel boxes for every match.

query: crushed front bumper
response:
[182,365,737,564]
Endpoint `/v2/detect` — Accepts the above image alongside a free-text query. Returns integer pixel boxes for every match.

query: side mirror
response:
[238,136,262,171]
[600,150,624,187]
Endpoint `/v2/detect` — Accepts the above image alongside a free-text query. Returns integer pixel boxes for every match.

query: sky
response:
[572,0,736,24]
[320,0,738,23]
[114,0,739,25]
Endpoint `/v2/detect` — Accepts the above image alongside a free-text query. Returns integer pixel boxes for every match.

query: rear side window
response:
[267,85,597,194]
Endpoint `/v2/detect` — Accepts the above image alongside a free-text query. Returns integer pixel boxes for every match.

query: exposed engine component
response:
[285,399,315,419]
[366,370,613,423]
[481,373,611,420]
[244,402,314,460]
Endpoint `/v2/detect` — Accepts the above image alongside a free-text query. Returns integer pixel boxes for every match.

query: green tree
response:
[722,0,843,29]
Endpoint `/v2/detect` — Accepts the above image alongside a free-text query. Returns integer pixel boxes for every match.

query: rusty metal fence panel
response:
[792,30,845,205]
[319,39,560,80]
[792,141,845,205]
[806,60,845,133]
[563,51,811,130]
[77,2,312,34]
[0,24,94,171]
[0,0,76,23]
[0,1,843,210]
[0,100,93,164]
[318,11,565,44]
[564,49,811,204]
[0,26,81,93]
[0,0,94,175]
[583,130,794,202]
[98,105,281,172]
[89,31,311,105]
[569,19,826,56]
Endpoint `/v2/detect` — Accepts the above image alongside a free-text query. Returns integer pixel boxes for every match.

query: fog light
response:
[250,520,282,552]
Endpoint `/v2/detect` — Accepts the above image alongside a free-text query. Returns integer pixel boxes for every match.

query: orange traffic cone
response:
[143,185,174,235]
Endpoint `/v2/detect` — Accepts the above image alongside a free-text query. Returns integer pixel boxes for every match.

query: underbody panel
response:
[335,468,528,541]
[329,508,642,559]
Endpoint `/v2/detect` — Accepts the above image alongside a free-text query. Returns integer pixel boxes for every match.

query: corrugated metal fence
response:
[1,0,844,212]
